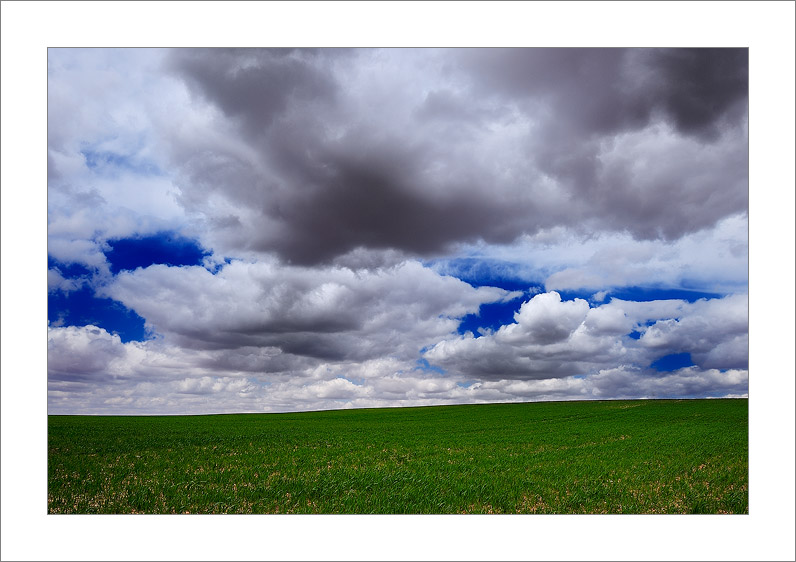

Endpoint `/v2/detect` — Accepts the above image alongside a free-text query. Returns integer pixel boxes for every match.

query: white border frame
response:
[2,2,794,561]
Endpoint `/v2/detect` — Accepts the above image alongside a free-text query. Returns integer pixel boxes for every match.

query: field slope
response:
[48,398,748,514]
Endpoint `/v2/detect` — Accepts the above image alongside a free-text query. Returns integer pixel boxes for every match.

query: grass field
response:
[48,398,748,514]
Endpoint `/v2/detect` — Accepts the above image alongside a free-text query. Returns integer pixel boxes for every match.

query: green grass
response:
[48,398,748,514]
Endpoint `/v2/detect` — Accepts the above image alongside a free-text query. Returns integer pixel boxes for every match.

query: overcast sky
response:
[47,47,749,414]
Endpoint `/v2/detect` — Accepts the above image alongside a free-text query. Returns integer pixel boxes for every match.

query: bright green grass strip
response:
[48,398,748,514]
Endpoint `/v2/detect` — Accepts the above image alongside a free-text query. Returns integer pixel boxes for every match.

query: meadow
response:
[48,398,748,514]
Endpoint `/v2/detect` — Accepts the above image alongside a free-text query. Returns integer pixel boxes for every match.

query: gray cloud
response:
[45,48,749,415]
[424,292,748,381]
[164,48,748,265]
[639,294,748,369]
[457,48,747,139]
[102,259,510,361]
[47,325,127,382]
[168,48,341,140]
[641,48,748,139]
[458,48,748,242]
[250,133,538,264]
[48,321,747,415]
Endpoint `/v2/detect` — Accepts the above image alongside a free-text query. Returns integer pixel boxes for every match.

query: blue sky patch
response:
[426,258,536,338]
[48,285,147,342]
[105,232,208,274]
[608,286,722,302]
[559,286,722,304]
[458,298,523,337]
[650,352,694,372]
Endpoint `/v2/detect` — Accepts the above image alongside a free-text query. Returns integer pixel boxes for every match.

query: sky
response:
[46,47,751,415]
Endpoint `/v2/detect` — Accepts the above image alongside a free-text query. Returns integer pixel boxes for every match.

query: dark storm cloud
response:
[458,48,748,139]
[167,50,550,264]
[457,48,749,242]
[254,134,534,264]
[169,48,340,139]
[165,48,747,264]
[459,48,644,134]
[643,48,748,139]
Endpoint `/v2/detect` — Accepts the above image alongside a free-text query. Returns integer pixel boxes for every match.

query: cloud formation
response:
[102,259,509,357]
[424,291,748,381]
[163,48,747,265]
[47,48,749,414]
